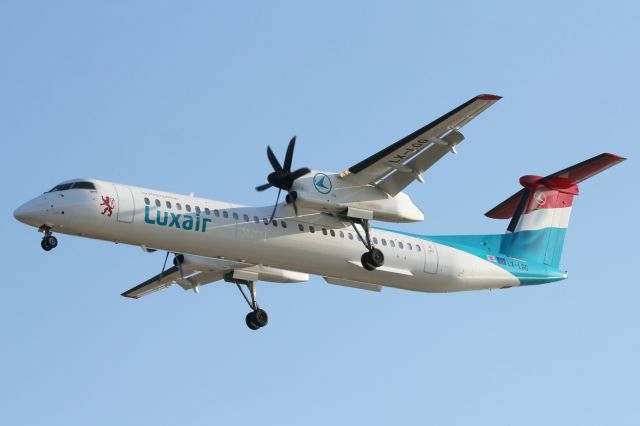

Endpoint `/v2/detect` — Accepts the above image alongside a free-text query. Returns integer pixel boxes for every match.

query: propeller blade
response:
[269,188,282,224]
[256,183,272,192]
[287,191,299,216]
[507,188,531,233]
[283,136,296,172]
[267,146,283,172]
[290,167,311,181]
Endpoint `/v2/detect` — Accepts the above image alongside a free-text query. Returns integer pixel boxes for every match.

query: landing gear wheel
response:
[41,235,58,251]
[245,312,260,330]
[369,248,384,267]
[41,239,52,251]
[253,308,269,327]
[361,252,376,271]
[245,309,268,330]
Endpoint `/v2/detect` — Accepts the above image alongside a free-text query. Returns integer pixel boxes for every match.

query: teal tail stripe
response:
[381,227,569,285]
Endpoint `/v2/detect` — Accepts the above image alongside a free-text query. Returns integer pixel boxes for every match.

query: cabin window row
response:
[143,197,290,227]
[294,224,420,251]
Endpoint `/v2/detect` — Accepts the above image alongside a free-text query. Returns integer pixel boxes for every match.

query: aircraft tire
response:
[45,235,58,249]
[41,239,52,251]
[246,312,260,330]
[369,248,384,267]
[361,252,377,271]
[253,309,269,327]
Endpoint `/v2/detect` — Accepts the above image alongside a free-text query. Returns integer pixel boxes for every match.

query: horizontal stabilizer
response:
[486,153,626,219]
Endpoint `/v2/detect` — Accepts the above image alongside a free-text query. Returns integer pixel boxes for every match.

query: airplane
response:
[13,94,626,330]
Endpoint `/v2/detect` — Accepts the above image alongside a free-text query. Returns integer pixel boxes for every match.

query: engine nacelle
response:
[288,190,424,223]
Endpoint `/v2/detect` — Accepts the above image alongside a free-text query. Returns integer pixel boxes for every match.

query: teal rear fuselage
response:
[380,228,569,286]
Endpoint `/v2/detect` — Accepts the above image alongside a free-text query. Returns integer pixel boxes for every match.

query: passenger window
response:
[144,197,150,205]
[330,229,335,237]
[407,243,412,250]
[322,228,328,236]
[176,203,182,210]
[398,242,404,249]
[281,221,287,228]
[373,237,378,245]
[243,214,249,222]
[348,233,354,240]
[263,218,269,225]
[390,240,395,248]
[205,208,211,215]
[339,231,344,238]
[186,204,192,212]
[309,226,315,233]
[195,206,201,214]
[298,224,304,231]
[232,212,239,220]
[254,216,260,224]
[155,199,161,207]
[166,201,172,209]
[214,209,220,217]
[272,220,278,227]
[223,211,229,218]
[416,245,422,252]
[381,239,387,246]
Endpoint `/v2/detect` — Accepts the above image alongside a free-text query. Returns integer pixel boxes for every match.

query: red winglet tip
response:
[478,94,502,101]
[603,153,627,161]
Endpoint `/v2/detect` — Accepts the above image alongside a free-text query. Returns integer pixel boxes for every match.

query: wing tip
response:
[121,292,140,299]
[477,94,502,101]
[602,152,627,162]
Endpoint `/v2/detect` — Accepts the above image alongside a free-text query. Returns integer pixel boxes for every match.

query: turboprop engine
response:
[286,171,424,223]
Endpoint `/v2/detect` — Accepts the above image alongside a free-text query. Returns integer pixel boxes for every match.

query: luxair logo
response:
[313,173,332,194]
[534,191,547,206]
[144,206,212,233]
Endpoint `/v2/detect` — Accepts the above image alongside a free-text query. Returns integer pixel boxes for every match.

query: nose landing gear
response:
[39,226,58,251]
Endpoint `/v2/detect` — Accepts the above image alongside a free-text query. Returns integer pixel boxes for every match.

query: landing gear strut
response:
[348,218,384,271]
[39,226,58,251]
[231,279,268,330]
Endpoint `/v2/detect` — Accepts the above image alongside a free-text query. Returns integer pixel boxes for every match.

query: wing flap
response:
[323,276,382,292]
[122,266,223,299]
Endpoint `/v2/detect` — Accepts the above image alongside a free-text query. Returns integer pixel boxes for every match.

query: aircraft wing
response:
[121,266,223,299]
[341,94,501,196]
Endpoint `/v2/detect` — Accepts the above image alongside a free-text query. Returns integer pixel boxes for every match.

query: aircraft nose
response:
[13,199,45,226]
[13,202,31,223]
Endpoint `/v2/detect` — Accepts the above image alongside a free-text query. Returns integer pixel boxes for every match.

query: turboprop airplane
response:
[14,94,625,330]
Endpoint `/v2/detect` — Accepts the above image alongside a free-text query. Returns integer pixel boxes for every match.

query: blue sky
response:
[2,1,638,424]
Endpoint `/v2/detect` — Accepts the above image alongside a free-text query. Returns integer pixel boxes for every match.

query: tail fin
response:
[485,153,626,267]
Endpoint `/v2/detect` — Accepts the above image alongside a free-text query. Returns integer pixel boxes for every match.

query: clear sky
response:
[2,1,638,425]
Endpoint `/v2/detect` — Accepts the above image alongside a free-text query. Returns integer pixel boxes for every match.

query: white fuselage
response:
[14,179,520,293]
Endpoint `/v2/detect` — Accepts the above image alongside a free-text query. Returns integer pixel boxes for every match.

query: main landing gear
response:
[348,218,384,271]
[39,226,58,251]
[229,278,269,330]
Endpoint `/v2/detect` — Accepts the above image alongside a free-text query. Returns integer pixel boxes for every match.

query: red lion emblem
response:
[100,195,115,216]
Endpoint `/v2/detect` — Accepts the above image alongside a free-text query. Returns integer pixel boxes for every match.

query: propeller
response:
[255,136,310,223]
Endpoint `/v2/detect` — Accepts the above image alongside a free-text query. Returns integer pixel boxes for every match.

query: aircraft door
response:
[113,184,135,223]
[422,241,438,274]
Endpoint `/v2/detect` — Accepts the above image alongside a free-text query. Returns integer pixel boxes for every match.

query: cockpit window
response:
[48,183,74,192]
[72,181,96,190]
[47,181,96,192]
